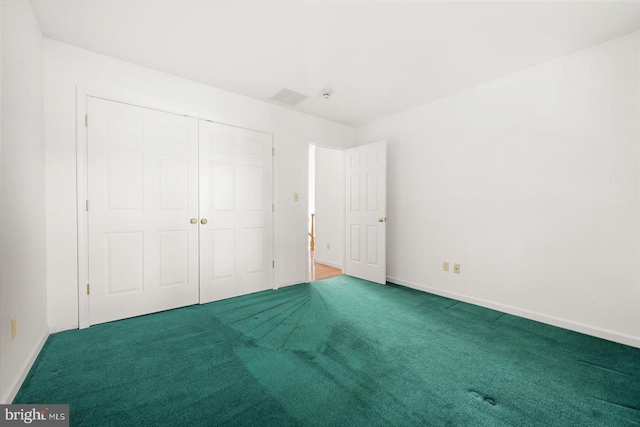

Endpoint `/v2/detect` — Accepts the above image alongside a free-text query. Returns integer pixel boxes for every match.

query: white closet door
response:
[87,97,199,325]
[345,141,387,284]
[199,121,273,303]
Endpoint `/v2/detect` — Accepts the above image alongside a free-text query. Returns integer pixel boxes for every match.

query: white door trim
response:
[77,87,90,328]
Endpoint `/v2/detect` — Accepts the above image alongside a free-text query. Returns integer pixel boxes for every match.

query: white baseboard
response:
[387,276,640,349]
[313,258,342,269]
[276,281,302,288]
[1,329,49,404]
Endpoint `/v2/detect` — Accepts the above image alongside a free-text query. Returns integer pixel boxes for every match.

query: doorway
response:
[308,144,345,281]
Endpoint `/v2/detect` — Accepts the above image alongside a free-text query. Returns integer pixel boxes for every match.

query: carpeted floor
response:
[14,276,640,426]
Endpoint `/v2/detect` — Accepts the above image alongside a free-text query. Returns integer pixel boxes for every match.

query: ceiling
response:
[30,1,640,127]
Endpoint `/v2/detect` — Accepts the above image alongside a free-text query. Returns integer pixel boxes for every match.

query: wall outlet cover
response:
[454,264,460,274]
[443,262,449,271]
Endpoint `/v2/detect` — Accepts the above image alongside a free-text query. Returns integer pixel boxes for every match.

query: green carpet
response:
[14,276,640,426]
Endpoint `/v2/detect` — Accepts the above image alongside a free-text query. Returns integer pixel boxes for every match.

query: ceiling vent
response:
[270,88,309,106]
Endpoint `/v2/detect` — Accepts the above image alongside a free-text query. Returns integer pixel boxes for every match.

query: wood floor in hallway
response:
[309,250,342,281]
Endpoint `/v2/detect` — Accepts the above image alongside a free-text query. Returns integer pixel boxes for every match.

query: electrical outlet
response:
[443,262,449,272]
[11,318,17,339]
[453,263,461,274]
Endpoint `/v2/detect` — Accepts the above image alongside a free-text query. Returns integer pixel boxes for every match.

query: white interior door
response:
[345,141,387,284]
[199,121,274,303]
[86,97,199,325]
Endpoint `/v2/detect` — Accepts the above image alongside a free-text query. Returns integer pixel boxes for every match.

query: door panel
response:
[87,97,199,325]
[345,141,387,284]
[199,121,273,303]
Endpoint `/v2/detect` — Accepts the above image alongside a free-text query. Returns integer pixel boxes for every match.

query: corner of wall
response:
[0,0,49,403]
[0,329,48,404]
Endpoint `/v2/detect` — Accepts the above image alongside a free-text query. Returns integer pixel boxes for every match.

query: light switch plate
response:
[443,262,449,272]
[453,264,460,274]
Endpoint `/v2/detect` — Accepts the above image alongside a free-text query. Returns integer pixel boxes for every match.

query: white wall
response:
[357,32,640,347]
[314,146,345,268]
[0,0,2,198]
[0,1,48,403]
[43,39,355,332]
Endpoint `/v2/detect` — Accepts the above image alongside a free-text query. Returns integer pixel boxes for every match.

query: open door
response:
[344,141,387,284]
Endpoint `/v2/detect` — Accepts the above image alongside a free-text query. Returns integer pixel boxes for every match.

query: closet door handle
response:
[190,218,197,224]
[201,218,208,225]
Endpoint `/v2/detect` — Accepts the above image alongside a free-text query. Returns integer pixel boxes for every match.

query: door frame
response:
[305,141,346,283]
[75,87,276,328]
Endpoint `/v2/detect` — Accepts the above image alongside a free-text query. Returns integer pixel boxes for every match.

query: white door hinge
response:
[86,200,89,211]
[272,260,275,268]
[85,114,88,127]
[272,147,275,156]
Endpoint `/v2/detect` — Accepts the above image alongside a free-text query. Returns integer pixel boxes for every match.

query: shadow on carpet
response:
[14,276,640,426]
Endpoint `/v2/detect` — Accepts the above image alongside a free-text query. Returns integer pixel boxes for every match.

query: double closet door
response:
[86,97,273,326]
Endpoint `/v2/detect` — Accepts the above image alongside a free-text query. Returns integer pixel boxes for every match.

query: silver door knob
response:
[201,218,208,225]
[190,218,197,224]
